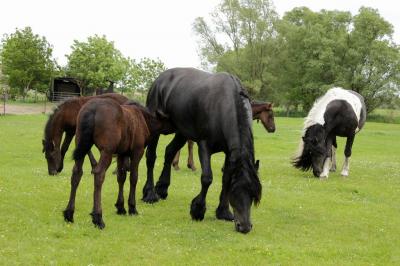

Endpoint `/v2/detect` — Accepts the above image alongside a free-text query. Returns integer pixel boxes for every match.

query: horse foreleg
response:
[172,149,181,170]
[58,131,74,173]
[63,157,84,223]
[320,134,334,178]
[128,148,144,215]
[91,151,112,229]
[187,140,196,171]
[115,155,127,215]
[155,133,187,199]
[142,134,160,203]
[190,141,212,221]
[216,156,234,221]
[330,136,337,172]
[341,135,355,177]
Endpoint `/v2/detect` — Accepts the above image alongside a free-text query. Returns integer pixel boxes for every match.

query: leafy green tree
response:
[66,35,129,94]
[338,7,400,112]
[121,57,166,94]
[276,7,400,112]
[193,0,278,96]
[0,27,56,98]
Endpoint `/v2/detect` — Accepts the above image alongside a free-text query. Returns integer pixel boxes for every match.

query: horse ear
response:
[265,103,273,110]
[255,160,260,171]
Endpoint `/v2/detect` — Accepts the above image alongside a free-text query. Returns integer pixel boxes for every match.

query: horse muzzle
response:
[235,221,253,234]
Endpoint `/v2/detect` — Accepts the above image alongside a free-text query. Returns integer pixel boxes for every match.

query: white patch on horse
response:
[320,158,331,178]
[341,157,350,176]
[303,87,363,136]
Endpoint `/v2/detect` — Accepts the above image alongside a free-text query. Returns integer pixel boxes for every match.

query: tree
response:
[0,27,56,98]
[276,7,400,112]
[193,0,278,96]
[120,57,166,94]
[66,35,129,94]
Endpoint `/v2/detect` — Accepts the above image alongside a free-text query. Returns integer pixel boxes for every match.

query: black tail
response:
[73,110,95,161]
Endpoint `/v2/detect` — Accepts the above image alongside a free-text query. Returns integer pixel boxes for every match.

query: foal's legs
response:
[59,131,74,172]
[216,155,234,221]
[187,140,196,171]
[155,133,187,199]
[341,134,355,177]
[115,155,127,215]
[91,151,112,229]
[190,141,212,221]
[142,134,160,203]
[128,148,145,215]
[63,157,84,223]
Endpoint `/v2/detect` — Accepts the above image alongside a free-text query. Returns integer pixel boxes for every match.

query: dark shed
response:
[49,77,82,101]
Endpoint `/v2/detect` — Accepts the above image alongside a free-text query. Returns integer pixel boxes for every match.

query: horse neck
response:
[138,108,163,134]
[45,109,64,146]
[251,104,264,119]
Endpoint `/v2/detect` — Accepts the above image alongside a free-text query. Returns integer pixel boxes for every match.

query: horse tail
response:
[73,109,95,161]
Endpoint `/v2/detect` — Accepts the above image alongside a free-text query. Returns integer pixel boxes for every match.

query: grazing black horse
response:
[293,87,366,178]
[142,68,262,233]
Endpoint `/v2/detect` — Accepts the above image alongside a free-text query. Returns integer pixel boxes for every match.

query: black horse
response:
[293,87,366,178]
[142,68,262,233]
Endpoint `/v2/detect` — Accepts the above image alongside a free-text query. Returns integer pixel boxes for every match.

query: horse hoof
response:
[190,198,206,221]
[216,207,234,221]
[63,209,74,223]
[142,191,159,204]
[155,185,168,200]
[128,206,139,216]
[330,167,336,172]
[187,164,196,171]
[115,204,127,215]
[173,164,180,171]
[91,212,105,229]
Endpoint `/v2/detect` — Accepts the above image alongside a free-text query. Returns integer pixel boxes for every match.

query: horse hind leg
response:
[114,155,127,215]
[63,158,84,223]
[128,148,145,215]
[172,150,181,170]
[91,151,112,229]
[341,135,355,177]
[187,140,196,171]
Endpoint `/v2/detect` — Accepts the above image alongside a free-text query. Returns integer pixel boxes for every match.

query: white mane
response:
[302,87,362,135]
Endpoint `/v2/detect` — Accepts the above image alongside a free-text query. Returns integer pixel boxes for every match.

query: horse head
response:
[253,102,275,133]
[300,124,327,177]
[42,139,61,175]
[227,159,262,234]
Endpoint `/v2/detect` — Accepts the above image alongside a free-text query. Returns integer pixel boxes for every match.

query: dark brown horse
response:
[63,98,171,229]
[42,93,128,175]
[172,101,275,171]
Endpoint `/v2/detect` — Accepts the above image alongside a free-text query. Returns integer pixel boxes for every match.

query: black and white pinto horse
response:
[293,87,366,178]
[142,68,262,233]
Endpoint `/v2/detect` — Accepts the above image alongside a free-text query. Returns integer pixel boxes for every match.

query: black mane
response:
[228,76,262,205]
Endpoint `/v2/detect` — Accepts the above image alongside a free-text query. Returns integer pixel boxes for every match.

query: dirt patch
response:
[1,103,55,115]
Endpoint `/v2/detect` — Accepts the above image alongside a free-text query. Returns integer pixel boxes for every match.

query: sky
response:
[0,0,399,68]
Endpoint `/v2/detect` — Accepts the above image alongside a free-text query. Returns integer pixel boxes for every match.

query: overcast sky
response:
[1,0,398,68]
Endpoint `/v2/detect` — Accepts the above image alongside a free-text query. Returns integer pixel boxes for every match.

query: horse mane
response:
[228,75,262,205]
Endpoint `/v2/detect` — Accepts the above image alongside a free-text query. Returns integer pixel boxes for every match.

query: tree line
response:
[1,0,399,113]
[0,28,166,99]
[193,0,400,113]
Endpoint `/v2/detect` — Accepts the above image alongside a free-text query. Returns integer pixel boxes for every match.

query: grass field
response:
[0,115,399,265]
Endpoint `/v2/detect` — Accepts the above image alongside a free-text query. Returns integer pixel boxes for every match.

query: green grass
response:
[0,115,399,265]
